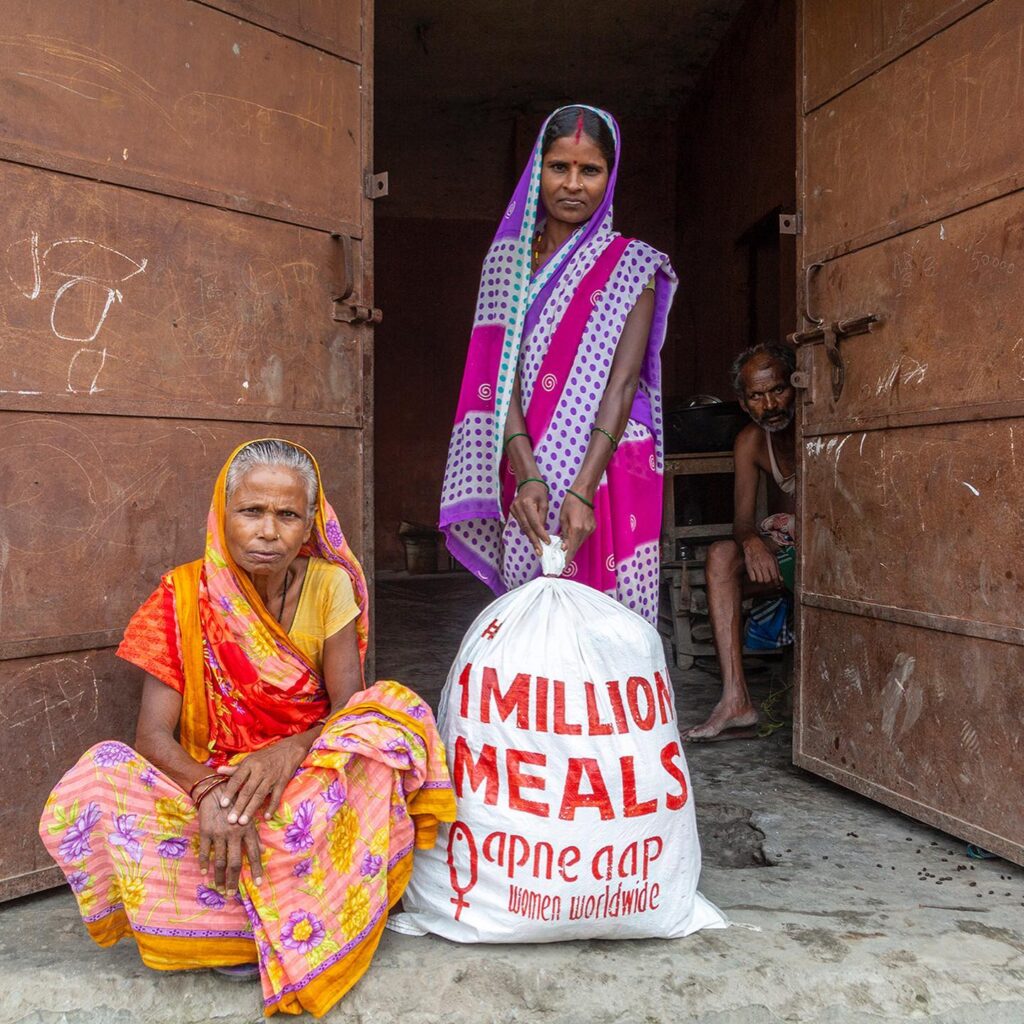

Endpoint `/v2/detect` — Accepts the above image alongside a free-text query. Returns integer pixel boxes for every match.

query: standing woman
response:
[440,105,676,622]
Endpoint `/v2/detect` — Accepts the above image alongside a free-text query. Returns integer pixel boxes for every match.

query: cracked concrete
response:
[3,573,1023,1024]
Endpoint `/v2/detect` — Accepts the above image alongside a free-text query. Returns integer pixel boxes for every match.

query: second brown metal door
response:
[794,0,1024,864]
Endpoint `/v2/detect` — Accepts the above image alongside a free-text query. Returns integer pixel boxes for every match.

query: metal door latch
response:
[330,232,383,325]
[789,313,883,400]
[332,302,382,325]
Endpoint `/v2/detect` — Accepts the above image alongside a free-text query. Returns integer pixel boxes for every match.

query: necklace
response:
[276,569,293,624]
[532,229,544,272]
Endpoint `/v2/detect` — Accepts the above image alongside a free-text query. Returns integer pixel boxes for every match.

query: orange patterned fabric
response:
[117,580,185,693]
[117,440,370,765]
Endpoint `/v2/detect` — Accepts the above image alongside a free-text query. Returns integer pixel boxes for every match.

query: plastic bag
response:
[395,566,726,942]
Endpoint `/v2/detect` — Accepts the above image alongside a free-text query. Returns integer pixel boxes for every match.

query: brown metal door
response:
[0,0,376,899]
[794,0,1024,865]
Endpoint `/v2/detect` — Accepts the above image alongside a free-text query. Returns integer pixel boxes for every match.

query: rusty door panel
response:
[202,0,362,61]
[803,0,987,111]
[800,189,1024,434]
[0,0,362,233]
[804,0,1024,260]
[0,415,364,657]
[797,0,1024,863]
[795,608,1024,863]
[0,649,138,900]
[802,420,1024,632]
[0,162,362,425]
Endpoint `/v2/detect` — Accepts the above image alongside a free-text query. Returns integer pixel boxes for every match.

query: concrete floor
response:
[3,573,1023,1024]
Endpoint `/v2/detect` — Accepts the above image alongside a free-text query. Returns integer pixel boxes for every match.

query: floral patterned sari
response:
[39,441,455,1017]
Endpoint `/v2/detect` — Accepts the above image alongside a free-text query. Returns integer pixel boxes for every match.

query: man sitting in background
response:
[683,343,796,742]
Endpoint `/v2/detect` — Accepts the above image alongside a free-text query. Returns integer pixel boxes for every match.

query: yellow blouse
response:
[289,557,360,674]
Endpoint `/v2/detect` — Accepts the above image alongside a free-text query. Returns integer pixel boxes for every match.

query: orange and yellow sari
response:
[39,442,455,1017]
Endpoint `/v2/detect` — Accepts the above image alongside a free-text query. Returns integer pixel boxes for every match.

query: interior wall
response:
[373,0,796,570]
[671,0,797,399]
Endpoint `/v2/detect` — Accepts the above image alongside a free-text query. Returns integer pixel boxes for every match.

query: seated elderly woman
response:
[39,439,455,1017]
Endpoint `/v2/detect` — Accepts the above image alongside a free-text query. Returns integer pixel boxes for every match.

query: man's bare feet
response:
[682,700,758,742]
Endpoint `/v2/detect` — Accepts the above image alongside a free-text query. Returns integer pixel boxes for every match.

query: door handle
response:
[789,313,883,401]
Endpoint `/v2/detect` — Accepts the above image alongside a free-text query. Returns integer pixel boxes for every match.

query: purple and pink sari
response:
[440,105,677,622]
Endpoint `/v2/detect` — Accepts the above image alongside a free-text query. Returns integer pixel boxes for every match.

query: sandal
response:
[212,963,260,982]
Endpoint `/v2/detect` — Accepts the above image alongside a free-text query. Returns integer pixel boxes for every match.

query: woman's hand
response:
[198,793,264,892]
[509,480,551,557]
[216,735,309,826]
[560,488,596,565]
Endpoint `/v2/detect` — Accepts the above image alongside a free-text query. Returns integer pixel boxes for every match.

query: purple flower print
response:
[292,858,313,878]
[108,813,146,863]
[157,837,188,859]
[196,884,226,909]
[92,742,135,769]
[383,738,412,765]
[67,870,89,893]
[280,910,325,954]
[360,852,383,877]
[284,801,316,854]
[408,703,429,720]
[58,802,102,863]
[320,780,346,819]
[325,520,344,548]
[139,766,159,789]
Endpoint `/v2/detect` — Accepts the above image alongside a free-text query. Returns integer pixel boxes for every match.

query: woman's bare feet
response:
[682,700,758,741]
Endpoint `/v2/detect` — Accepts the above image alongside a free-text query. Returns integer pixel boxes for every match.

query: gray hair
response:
[729,343,796,396]
[225,440,318,517]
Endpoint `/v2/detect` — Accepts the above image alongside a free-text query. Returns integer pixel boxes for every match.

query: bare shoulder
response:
[733,422,766,471]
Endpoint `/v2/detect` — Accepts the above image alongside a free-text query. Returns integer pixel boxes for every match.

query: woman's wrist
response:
[567,477,598,501]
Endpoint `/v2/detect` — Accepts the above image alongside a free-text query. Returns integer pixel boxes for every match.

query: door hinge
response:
[779,212,802,235]
[364,171,389,199]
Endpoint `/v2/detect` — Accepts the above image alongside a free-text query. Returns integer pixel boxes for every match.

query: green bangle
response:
[503,432,531,452]
[590,426,619,452]
[516,477,549,495]
[565,488,594,510]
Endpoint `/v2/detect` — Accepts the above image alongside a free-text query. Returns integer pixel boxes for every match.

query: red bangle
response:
[188,773,222,801]
[193,777,228,807]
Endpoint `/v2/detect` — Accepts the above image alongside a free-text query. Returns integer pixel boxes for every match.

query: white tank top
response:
[766,431,795,495]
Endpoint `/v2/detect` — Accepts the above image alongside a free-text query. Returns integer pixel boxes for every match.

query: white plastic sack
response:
[397,570,726,942]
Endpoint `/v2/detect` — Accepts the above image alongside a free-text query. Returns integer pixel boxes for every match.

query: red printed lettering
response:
[447,820,478,921]
[660,742,689,810]
[559,758,613,820]
[480,618,502,640]
[606,680,629,733]
[535,675,549,732]
[620,755,658,817]
[643,836,663,879]
[456,662,472,719]
[453,736,498,804]
[626,676,656,730]
[506,748,550,817]
[480,667,531,728]
[553,681,583,735]
[584,682,614,736]
[558,845,580,883]
[654,670,674,725]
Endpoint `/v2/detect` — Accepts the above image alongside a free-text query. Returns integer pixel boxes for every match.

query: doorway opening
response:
[372,0,797,577]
